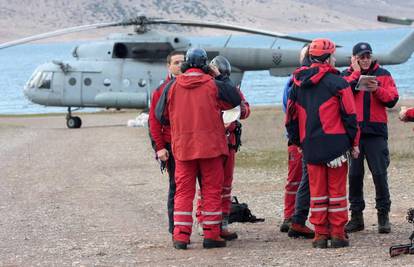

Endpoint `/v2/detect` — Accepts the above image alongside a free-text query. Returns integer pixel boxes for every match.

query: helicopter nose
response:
[23,85,34,101]
[23,85,47,105]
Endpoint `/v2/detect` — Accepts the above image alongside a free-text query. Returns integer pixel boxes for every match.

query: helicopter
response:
[1,16,414,128]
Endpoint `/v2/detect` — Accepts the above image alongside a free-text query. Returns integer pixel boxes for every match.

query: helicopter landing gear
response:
[66,107,82,129]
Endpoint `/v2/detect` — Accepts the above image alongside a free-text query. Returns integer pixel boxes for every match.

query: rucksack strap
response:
[155,78,175,125]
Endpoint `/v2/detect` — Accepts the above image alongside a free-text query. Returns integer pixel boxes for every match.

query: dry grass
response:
[239,104,414,167]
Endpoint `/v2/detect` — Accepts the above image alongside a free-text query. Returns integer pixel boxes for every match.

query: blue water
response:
[0,28,413,114]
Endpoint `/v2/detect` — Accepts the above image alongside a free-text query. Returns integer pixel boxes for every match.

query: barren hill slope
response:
[0,0,413,42]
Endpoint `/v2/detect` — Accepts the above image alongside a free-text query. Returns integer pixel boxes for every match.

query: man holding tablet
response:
[342,42,399,234]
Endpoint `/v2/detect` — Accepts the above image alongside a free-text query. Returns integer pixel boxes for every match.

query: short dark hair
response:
[167,51,185,64]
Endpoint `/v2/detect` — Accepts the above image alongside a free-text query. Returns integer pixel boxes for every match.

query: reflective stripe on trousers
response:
[173,157,224,242]
[307,163,348,236]
[284,144,303,219]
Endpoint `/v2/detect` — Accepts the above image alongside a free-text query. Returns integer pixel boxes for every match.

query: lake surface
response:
[0,28,412,114]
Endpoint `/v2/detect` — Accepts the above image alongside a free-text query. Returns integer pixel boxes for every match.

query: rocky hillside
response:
[0,0,413,42]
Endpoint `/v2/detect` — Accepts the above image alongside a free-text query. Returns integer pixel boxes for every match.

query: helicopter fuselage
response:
[21,29,414,128]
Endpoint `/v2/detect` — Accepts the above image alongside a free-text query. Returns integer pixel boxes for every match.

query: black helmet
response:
[185,48,208,68]
[210,55,231,77]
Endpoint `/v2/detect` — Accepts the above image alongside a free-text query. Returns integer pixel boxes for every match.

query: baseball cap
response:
[353,42,373,56]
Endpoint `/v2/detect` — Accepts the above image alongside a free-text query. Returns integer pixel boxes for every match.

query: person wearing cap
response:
[156,48,241,249]
[286,38,360,248]
[195,56,251,241]
[342,42,399,234]
[280,45,314,240]
[148,51,184,235]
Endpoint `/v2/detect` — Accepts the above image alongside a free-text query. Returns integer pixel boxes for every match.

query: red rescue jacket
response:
[286,63,360,164]
[166,68,241,161]
[342,62,399,138]
[148,76,172,151]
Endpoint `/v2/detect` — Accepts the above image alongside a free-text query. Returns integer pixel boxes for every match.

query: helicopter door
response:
[63,72,82,106]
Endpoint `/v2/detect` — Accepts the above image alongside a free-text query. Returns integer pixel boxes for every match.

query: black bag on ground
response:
[229,196,265,224]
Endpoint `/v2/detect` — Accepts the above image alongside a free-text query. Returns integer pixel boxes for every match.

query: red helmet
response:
[309,38,336,57]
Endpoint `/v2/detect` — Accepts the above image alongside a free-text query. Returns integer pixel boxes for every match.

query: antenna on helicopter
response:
[133,16,153,34]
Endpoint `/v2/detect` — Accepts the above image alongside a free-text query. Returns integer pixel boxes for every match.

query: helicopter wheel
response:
[66,116,82,128]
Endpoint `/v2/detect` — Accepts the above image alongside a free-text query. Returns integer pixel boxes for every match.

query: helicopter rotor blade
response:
[0,16,332,50]
[0,20,136,49]
[147,18,314,43]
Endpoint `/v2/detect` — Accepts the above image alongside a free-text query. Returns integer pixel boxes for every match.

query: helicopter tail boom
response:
[377,30,414,65]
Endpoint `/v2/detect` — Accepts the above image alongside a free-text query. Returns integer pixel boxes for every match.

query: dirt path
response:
[0,108,413,266]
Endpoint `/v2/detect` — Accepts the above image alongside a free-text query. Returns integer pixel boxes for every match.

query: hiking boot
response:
[345,211,364,233]
[312,233,328,249]
[203,237,227,249]
[279,218,292,233]
[220,229,238,241]
[378,212,391,234]
[288,223,315,239]
[331,235,350,248]
[172,239,188,250]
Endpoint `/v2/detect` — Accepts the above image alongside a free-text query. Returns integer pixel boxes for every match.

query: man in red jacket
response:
[156,48,241,249]
[286,38,360,248]
[148,51,184,234]
[342,43,399,234]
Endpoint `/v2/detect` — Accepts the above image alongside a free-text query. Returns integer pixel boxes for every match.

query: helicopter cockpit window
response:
[27,71,42,89]
[27,71,53,89]
[38,72,53,89]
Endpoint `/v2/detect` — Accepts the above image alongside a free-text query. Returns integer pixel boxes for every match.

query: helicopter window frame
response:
[38,72,53,90]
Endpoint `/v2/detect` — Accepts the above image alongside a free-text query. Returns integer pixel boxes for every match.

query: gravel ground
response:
[0,107,413,266]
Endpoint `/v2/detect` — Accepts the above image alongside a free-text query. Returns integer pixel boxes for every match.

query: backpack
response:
[229,196,265,224]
